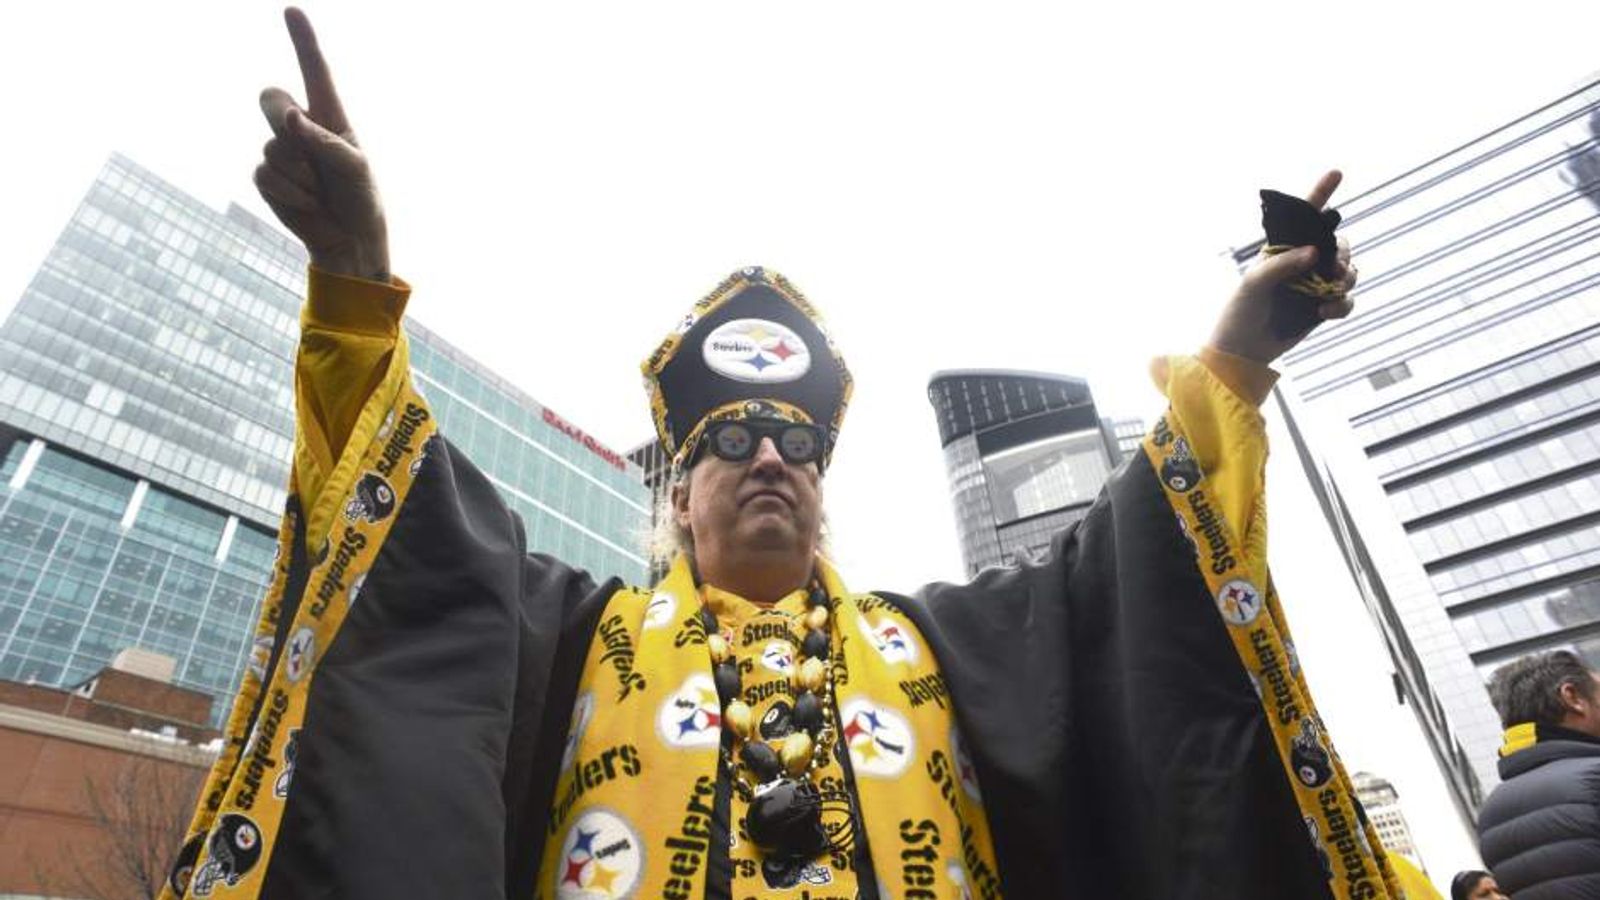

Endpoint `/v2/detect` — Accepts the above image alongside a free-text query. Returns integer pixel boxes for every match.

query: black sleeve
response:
[260,438,616,900]
[883,451,1333,900]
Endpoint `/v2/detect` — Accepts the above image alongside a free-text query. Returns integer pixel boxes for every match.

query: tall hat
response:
[641,266,853,471]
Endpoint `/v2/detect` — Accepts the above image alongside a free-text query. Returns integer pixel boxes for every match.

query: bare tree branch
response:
[30,758,204,900]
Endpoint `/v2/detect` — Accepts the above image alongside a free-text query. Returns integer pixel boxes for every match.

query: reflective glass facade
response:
[0,155,647,725]
[927,370,1124,577]
[1252,77,1600,816]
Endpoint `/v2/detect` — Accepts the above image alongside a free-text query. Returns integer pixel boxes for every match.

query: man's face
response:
[1570,672,1600,738]
[675,429,823,575]
[1467,875,1508,900]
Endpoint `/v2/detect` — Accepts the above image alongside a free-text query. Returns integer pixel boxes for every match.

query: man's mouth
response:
[744,488,793,506]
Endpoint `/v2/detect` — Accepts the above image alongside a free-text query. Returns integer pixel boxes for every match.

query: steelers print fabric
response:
[536,555,1002,899]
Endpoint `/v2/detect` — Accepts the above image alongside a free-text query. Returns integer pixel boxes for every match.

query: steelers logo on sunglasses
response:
[697,420,826,467]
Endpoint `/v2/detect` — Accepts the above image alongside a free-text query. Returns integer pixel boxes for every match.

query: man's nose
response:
[749,436,785,471]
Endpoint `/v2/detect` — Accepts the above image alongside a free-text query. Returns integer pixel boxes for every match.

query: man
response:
[1449,870,1509,900]
[164,8,1396,900]
[1478,650,1600,898]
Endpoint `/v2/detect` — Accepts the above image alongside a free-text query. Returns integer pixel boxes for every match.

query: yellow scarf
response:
[535,555,1003,899]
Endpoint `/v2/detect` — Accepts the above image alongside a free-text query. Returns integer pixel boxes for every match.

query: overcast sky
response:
[6,0,1600,883]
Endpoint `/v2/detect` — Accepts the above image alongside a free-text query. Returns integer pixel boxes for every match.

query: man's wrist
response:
[309,238,391,284]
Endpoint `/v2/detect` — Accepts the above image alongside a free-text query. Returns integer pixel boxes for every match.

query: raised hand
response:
[255,7,389,280]
[1208,170,1358,365]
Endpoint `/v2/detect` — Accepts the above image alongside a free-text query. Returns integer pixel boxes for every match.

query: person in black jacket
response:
[1478,649,1600,896]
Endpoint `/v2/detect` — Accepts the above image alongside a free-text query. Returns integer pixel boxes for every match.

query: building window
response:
[1369,362,1414,391]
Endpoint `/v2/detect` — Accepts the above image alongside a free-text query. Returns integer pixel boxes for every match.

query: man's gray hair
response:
[648,466,694,569]
[1486,650,1596,728]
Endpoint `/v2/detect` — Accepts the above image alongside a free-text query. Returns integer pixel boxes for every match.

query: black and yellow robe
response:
[162,269,1396,900]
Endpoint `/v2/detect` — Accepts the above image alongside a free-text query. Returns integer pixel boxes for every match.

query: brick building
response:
[0,651,218,899]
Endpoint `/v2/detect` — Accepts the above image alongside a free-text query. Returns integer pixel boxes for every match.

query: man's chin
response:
[735,519,811,553]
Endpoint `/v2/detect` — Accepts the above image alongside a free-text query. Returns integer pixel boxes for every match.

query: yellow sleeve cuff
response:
[1196,346,1279,408]
[303,266,411,336]
[1149,352,1270,574]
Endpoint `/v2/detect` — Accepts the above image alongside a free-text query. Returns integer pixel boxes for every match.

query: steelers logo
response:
[858,615,919,665]
[561,692,596,772]
[283,627,316,683]
[656,674,722,749]
[839,699,914,778]
[1215,579,1262,627]
[642,592,676,631]
[760,640,795,675]
[554,808,644,899]
[702,318,812,384]
[168,833,203,895]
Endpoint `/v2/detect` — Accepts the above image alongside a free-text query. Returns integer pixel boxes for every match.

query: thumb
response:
[1246,245,1318,290]
[287,107,360,167]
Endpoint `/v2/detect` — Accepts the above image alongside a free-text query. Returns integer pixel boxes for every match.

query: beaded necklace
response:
[699,583,849,861]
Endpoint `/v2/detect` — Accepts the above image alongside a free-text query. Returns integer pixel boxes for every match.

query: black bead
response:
[699,606,719,635]
[759,700,795,741]
[746,778,828,860]
[807,587,829,608]
[793,691,823,735]
[740,740,783,783]
[801,629,829,661]
[714,661,742,705]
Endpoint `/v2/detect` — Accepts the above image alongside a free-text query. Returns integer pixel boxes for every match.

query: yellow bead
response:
[805,605,828,632]
[725,700,753,739]
[781,731,814,776]
[797,657,826,694]
[708,633,730,664]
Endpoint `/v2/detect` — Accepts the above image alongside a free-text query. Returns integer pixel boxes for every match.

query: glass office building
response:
[1246,77,1600,817]
[0,155,648,725]
[927,369,1129,577]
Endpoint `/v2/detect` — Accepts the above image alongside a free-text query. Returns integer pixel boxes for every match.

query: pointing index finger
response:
[284,7,350,136]
[1305,169,1343,211]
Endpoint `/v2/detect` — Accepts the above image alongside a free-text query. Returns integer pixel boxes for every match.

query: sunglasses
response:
[690,420,827,468]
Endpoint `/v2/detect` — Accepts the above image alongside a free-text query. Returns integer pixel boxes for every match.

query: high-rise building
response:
[626,438,673,585]
[1103,415,1148,464]
[926,369,1134,577]
[1351,772,1424,871]
[1243,79,1600,818]
[0,154,649,725]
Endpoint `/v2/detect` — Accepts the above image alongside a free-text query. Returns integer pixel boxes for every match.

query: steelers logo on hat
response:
[641,266,853,470]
